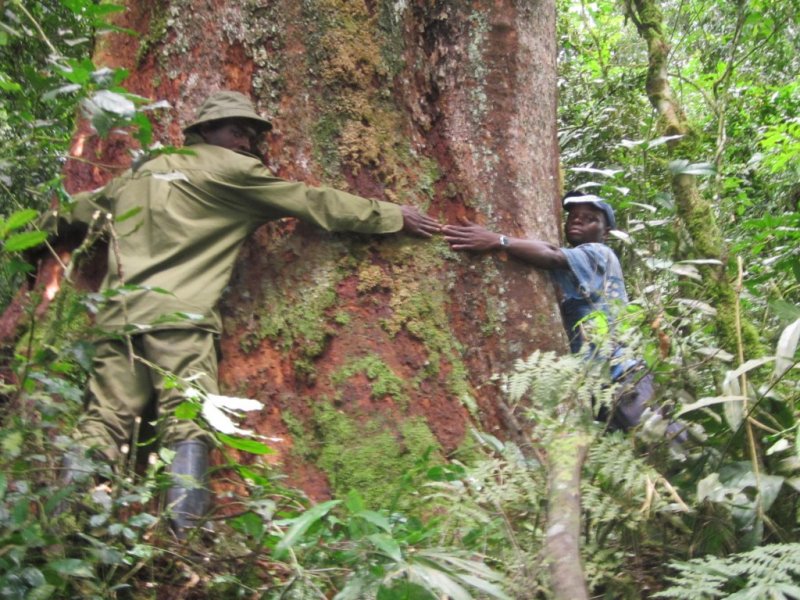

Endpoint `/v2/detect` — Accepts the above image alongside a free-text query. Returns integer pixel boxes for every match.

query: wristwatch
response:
[499,235,510,248]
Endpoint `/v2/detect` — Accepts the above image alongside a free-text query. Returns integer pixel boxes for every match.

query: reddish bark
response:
[1,0,564,501]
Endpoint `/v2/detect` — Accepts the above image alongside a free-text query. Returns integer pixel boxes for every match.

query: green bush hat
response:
[183,90,272,134]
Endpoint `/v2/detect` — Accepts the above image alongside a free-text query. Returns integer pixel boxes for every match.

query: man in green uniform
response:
[45,90,440,535]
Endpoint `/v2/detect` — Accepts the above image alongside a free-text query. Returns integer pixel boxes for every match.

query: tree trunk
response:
[8,0,566,506]
[624,0,761,358]
[546,431,590,600]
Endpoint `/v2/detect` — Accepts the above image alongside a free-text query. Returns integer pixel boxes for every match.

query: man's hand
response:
[400,205,441,238]
[442,217,501,252]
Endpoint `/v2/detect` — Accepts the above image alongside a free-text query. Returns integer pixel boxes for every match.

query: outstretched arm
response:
[443,217,567,270]
[400,205,442,238]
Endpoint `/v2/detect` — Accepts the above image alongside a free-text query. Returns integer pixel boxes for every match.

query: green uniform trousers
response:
[79,329,217,462]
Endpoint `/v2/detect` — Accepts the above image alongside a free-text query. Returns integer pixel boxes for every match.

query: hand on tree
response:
[400,205,442,238]
[443,217,501,252]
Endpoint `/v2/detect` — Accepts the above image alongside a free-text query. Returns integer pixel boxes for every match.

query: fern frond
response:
[581,433,690,558]
[505,349,611,422]
[655,543,800,599]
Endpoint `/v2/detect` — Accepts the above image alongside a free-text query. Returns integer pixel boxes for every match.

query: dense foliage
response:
[0,0,798,598]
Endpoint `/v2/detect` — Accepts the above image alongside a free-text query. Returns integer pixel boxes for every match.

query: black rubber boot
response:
[166,440,210,538]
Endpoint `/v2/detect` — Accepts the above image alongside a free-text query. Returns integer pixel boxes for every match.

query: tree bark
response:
[545,431,591,600]
[4,0,567,505]
[624,0,761,357]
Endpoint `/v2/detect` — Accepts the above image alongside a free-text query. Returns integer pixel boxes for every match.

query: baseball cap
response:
[563,193,616,229]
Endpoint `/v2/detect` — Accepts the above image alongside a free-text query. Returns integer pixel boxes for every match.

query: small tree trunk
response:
[545,431,591,600]
[625,0,761,358]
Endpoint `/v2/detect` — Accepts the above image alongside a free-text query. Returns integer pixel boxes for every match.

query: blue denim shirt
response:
[551,243,633,379]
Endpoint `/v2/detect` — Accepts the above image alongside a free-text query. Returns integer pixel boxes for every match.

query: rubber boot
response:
[166,440,210,538]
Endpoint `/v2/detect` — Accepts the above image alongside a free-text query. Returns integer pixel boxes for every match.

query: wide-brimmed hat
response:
[563,192,616,229]
[183,91,272,134]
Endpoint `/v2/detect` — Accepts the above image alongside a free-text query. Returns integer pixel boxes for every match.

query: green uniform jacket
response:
[45,141,403,334]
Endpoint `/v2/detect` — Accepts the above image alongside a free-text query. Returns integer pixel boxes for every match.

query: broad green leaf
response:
[173,401,199,420]
[275,499,341,552]
[669,263,702,280]
[723,395,745,430]
[202,393,263,437]
[21,567,45,587]
[217,433,274,454]
[345,489,366,513]
[668,159,715,176]
[569,166,623,177]
[694,347,734,362]
[231,512,264,538]
[48,558,94,578]
[676,258,723,266]
[1,430,24,458]
[770,299,800,322]
[725,357,775,382]
[406,563,471,600]
[3,209,38,232]
[356,510,392,532]
[26,584,56,600]
[417,550,504,580]
[774,318,800,379]
[91,90,136,117]
[676,395,747,418]
[0,71,21,92]
[646,134,684,148]
[452,572,512,600]
[766,438,790,456]
[368,533,403,562]
[4,230,48,252]
[376,581,432,600]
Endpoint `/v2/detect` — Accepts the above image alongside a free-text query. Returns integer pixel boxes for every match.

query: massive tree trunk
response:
[9,0,565,505]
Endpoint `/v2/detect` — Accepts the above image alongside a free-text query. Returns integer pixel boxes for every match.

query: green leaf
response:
[376,581,433,600]
[676,395,747,417]
[217,433,274,455]
[452,572,512,600]
[1,430,24,458]
[132,112,153,148]
[0,71,21,92]
[355,509,392,533]
[173,401,200,420]
[4,230,48,252]
[3,209,38,233]
[48,558,94,578]
[405,563,471,600]
[231,512,264,538]
[774,318,800,379]
[115,206,142,223]
[26,584,56,600]
[770,299,800,322]
[368,533,403,562]
[345,489,366,513]
[668,159,715,176]
[275,499,341,552]
[91,90,136,117]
